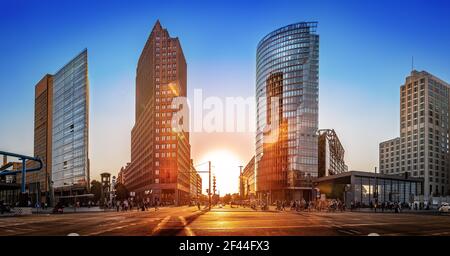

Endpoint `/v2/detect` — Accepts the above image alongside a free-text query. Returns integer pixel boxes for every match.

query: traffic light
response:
[213,176,216,195]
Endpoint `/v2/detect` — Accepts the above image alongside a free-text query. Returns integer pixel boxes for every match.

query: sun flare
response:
[198,149,242,195]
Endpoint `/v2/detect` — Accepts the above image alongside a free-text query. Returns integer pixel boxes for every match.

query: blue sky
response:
[1,0,450,193]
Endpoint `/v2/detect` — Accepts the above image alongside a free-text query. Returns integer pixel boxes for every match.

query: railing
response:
[0,150,43,193]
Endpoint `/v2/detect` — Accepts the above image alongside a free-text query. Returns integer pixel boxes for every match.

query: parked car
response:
[438,203,450,213]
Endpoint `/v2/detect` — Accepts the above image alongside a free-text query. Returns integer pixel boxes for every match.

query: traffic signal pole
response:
[209,161,211,210]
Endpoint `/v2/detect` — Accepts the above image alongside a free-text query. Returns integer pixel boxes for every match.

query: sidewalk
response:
[350,208,440,214]
[210,205,278,212]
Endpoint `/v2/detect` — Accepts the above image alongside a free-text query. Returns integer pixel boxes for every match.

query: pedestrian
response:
[116,201,120,212]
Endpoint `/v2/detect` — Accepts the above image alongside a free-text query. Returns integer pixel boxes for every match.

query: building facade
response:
[15,75,54,204]
[315,171,423,208]
[189,160,202,201]
[379,138,401,175]
[240,156,256,199]
[255,22,319,202]
[318,129,348,177]
[124,21,192,205]
[13,50,90,205]
[51,49,90,195]
[117,164,128,185]
[379,70,450,197]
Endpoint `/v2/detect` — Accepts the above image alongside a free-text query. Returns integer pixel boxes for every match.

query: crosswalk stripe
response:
[179,216,195,236]
[151,215,171,234]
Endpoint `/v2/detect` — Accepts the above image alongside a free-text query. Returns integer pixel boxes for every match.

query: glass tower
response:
[256,22,319,202]
[51,49,89,191]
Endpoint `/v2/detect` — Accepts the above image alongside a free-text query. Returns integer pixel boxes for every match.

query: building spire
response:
[153,19,162,30]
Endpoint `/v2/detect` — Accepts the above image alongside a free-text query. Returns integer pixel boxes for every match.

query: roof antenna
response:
[411,56,414,72]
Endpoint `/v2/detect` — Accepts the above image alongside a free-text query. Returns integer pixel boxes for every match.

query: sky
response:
[1,0,450,195]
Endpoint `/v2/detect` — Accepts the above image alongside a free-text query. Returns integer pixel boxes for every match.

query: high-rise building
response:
[379,70,450,197]
[27,74,53,203]
[124,21,192,205]
[255,22,319,202]
[21,50,90,204]
[318,129,348,177]
[51,49,90,195]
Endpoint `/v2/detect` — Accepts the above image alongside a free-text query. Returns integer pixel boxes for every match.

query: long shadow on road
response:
[153,208,209,236]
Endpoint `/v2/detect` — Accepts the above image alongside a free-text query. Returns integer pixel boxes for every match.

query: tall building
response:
[51,49,90,195]
[379,70,450,197]
[255,22,319,202]
[318,129,348,177]
[17,50,90,204]
[124,21,192,205]
[27,74,53,203]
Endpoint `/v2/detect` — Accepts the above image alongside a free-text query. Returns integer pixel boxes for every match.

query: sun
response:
[198,149,242,195]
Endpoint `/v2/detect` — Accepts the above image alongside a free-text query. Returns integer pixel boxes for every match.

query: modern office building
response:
[51,49,90,196]
[13,50,90,204]
[240,156,256,199]
[27,75,53,204]
[379,70,450,197]
[379,138,401,175]
[124,21,193,205]
[255,22,319,202]
[318,129,348,177]
[314,171,423,208]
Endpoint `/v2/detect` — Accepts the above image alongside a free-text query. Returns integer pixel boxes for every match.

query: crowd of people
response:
[350,200,423,213]
[271,199,346,212]
[234,198,426,213]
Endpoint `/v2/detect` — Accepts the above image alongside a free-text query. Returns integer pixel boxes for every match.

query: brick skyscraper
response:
[125,21,192,205]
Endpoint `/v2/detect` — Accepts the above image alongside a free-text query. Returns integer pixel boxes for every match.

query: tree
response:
[231,193,240,201]
[222,193,232,204]
[115,182,129,201]
[90,180,102,203]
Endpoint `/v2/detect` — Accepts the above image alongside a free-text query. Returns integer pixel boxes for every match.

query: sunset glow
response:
[198,149,243,195]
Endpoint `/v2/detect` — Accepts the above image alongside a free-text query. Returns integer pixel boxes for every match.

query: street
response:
[1,206,450,236]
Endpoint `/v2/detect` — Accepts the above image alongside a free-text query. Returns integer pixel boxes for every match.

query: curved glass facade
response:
[256,22,319,201]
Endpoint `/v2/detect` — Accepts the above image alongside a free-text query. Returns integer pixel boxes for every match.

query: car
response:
[438,203,450,213]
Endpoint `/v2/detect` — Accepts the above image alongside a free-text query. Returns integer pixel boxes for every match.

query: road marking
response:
[179,216,195,236]
[151,215,171,234]
[431,232,450,235]
[338,230,355,235]
[86,222,144,236]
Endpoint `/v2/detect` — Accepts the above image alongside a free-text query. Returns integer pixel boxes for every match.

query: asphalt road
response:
[1,206,450,236]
